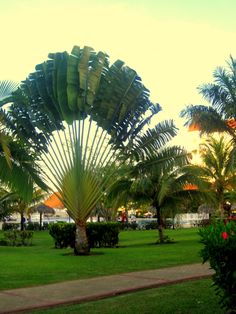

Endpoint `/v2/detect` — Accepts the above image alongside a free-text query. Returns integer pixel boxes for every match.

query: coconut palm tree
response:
[1,188,48,230]
[2,45,177,254]
[0,80,47,201]
[191,136,236,217]
[109,144,208,243]
[181,56,236,138]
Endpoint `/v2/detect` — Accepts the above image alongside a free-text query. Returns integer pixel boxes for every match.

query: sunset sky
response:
[1,0,236,148]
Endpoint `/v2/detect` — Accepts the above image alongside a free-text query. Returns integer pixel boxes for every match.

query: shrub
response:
[2,223,20,231]
[49,222,120,249]
[49,222,75,248]
[199,221,236,312]
[87,222,120,248]
[26,222,40,231]
[3,230,34,246]
[119,222,138,231]
[26,221,51,231]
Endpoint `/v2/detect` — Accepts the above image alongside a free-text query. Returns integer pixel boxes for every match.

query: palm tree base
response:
[74,222,90,255]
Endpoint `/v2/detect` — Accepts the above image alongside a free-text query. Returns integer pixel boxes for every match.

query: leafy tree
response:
[181,56,236,139]
[3,45,174,254]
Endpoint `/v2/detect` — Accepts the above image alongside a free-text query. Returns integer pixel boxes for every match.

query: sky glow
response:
[1,0,236,149]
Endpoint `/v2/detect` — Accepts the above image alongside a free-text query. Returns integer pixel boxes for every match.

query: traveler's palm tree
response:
[181,56,236,138]
[2,45,178,254]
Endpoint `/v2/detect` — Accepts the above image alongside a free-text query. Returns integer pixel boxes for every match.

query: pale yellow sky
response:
[1,0,235,149]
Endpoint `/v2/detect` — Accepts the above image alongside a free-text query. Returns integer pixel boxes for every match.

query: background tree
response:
[3,45,175,254]
[0,80,47,201]
[1,188,47,230]
[181,56,236,139]
[109,142,208,243]
[191,136,236,217]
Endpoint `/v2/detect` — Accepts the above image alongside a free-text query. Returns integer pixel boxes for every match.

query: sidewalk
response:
[0,263,213,314]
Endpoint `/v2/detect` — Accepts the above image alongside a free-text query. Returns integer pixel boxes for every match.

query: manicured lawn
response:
[0,228,203,290]
[31,279,222,314]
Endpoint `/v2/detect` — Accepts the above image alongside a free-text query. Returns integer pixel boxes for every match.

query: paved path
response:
[0,263,213,314]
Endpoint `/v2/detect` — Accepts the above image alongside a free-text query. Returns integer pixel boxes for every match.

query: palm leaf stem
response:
[83,118,92,168]
[85,124,99,169]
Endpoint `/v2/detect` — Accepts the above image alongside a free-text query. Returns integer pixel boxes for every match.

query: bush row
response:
[1,230,34,246]
[49,222,120,249]
[119,221,159,230]
[2,222,50,231]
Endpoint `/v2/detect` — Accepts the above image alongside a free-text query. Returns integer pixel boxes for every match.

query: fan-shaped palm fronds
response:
[5,45,178,254]
[2,46,175,254]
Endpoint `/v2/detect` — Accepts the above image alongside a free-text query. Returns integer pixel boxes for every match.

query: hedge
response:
[49,222,120,249]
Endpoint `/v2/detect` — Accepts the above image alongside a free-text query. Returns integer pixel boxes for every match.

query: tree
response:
[192,136,236,217]
[0,188,48,230]
[3,45,173,254]
[109,143,207,243]
[0,80,47,201]
[181,56,236,139]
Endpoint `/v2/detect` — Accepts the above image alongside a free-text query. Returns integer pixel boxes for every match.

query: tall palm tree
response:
[191,136,236,217]
[2,45,175,254]
[181,56,236,138]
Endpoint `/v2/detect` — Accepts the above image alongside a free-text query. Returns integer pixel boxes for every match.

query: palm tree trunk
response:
[74,220,90,255]
[39,212,42,231]
[154,203,164,243]
[20,212,24,231]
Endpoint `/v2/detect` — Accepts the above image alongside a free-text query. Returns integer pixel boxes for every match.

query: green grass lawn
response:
[31,279,222,314]
[0,228,203,290]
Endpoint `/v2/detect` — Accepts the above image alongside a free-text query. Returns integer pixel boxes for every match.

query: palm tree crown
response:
[181,56,236,138]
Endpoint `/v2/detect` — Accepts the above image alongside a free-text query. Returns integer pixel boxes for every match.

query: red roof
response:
[44,193,64,209]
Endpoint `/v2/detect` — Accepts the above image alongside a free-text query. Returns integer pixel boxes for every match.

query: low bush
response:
[3,230,34,246]
[199,221,236,313]
[49,222,75,248]
[2,223,20,231]
[26,222,50,231]
[87,222,120,248]
[26,222,40,231]
[119,222,138,230]
[49,222,120,249]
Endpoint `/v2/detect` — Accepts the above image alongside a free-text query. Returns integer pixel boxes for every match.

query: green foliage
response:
[49,222,120,249]
[199,221,236,311]
[181,56,236,138]
[26,222,50,231]
[119,222,138,230]
[3,230,33,246]
[87,222,120,248]
[49,222,76,248]
[2,222,19,231]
